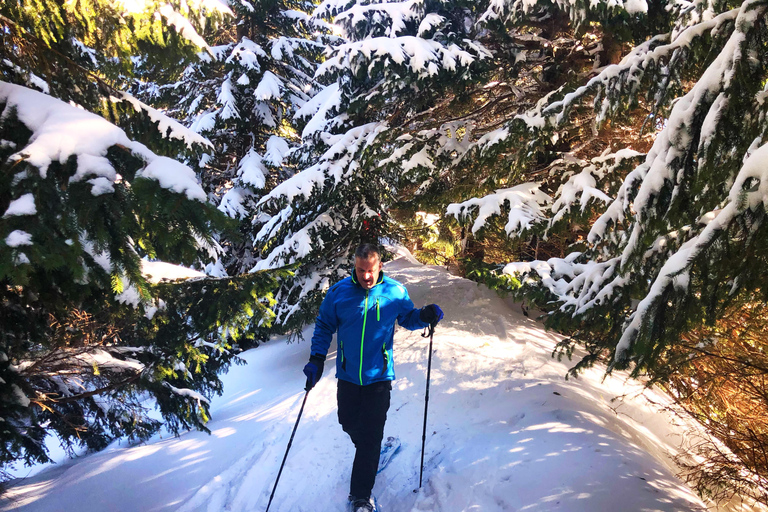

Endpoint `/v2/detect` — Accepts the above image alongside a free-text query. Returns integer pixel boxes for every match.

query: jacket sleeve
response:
[396,288,429,331]
[310,289,338,357]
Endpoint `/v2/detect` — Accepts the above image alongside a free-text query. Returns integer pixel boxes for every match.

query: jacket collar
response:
[350,267,385,289]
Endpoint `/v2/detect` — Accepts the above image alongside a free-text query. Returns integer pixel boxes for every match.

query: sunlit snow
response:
[2,251,724,512]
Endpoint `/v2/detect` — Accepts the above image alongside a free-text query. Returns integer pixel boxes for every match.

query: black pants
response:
[337,379,392,499]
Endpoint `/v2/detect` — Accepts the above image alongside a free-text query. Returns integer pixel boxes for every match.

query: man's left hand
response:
[420,304,444,326]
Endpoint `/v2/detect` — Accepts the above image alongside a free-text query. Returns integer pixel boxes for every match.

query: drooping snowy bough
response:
[448,0,768,377]
[0,83,283,469]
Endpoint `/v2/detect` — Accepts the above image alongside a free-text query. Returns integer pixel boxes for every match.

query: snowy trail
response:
[2,255,711,512]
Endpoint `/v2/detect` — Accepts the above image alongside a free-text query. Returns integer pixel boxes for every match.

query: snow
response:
[115,283,142,307]
[137,157,207,202]
[5,230,32,247]
[217,77,239,120]
[551,167,612,220]
[270,37,294,61]
[259,122,386,208]
[0,83,207,202]
[2,83,126,176]
[296,83,342,140]
[623,0,648,14]
[87,177,115,196]
[264,136,290,168]
[2,193,36,217]
[252,212,335,271]
[479,0,647,28]
[75,349,144,374]
[418,14,446,37]
[158,7,205,48]
[164,383,210,405]
[447,183,551,236]
[11,384,29,408]
[477,127,509,151]
[335,0,421,37]
[402,146,435,172]
[226,38,267,71]
[114,261,205,308]
[141,260,206,284]
[317,36,488,81]
[155,3,230,51]
[116,92,213,150]
[190,111,217,133]
[218,187,252,219]
[237,148,267,189]
[254,71,284,101]
[1,253,725,512]
[71,154,117,190]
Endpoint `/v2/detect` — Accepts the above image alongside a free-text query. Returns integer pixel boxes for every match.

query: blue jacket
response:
[310,270,427,386]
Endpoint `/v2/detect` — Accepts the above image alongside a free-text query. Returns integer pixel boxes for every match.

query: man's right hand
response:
[303,354,325,391]
[420,304,444,326]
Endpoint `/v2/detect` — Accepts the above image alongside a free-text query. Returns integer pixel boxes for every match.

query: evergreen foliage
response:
[0,82,286,473]
[663,295,768,507]
[451,0,768,379]
[442,0,768,501]
[253,0,493,330]
[1,0,231,157]
[146,0,332,279]
[0,0,286,473]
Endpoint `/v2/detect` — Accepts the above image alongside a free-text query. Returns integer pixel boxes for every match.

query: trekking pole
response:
[265,387,310,512]
[418,322,436,489]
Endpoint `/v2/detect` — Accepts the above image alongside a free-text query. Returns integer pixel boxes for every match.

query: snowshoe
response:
[377,436,401,474]
[348,495,380,512]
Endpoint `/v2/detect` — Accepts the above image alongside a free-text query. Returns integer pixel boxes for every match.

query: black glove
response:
[303,354,325,391]
[419,304,444,326]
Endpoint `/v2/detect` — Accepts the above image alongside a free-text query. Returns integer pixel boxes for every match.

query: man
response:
[303,243,443,512]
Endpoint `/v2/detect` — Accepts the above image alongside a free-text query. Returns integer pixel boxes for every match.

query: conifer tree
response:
[445,3,768,501]
[252,0,493,329]
[146,0,333,280]
[448,0,768,380]
[1,0,233,157]
[0,1,285,472]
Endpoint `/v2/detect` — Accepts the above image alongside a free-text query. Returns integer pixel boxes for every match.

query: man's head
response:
[354,243,382,289]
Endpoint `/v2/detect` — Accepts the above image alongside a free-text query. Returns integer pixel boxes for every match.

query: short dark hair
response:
[355,243,381,261]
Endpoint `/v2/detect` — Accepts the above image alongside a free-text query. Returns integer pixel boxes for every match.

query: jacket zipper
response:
[376,298,386,375]
[359,291,369,385]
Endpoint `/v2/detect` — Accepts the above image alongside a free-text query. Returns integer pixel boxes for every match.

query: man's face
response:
[355,255,382,290]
